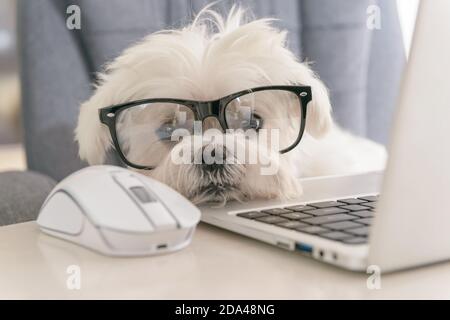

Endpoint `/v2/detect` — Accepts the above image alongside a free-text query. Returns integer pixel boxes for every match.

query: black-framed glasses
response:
[99,85,311,169]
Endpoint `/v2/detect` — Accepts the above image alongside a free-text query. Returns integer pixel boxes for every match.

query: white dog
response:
[75,5,386,204]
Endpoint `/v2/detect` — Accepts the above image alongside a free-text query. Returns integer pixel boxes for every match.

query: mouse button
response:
[141,203,177,231]
[37,192,84,235]
[143,179,201,228]
[78,173,154,233]
[130,186,155,203]
[112,171,145,189]
[112,172,157,203]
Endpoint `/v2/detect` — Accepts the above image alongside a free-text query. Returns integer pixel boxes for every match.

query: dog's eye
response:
[155,123,177,140]
[227,103,263,132]
[155,113,193,140]
[241,114,263,131]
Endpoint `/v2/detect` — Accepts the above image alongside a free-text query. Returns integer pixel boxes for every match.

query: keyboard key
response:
[309,201,345,208]
[362,202,377,209]
[346,226,370,236]
[322,221,364,230]
[303,207,349,216]
[256,216,289,224]
[355,217,373,225]
[321,231,353,241]
[280,212,312,220]
[358,195,379,202]
[339,198,367,205]
[296,226,329,234]
[261,208,292,215]
[284,205,315,212]
[350,210,373,218]
[339,204,371,211]
[237,211,269,219]
[342,237,368,244]
[302,213,356,225]
[276,221,309,229]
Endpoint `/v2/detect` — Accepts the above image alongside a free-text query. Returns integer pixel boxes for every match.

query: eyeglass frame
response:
[99,85,312,170]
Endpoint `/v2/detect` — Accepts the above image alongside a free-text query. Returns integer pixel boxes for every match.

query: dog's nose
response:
[201,145,228,166]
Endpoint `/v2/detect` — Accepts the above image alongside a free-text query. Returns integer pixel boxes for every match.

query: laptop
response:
[199,0,450,272]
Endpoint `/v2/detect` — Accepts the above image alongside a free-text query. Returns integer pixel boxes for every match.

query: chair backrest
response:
[18,0,405,181]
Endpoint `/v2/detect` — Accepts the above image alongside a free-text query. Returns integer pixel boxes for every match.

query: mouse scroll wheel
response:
[130,186,155,203]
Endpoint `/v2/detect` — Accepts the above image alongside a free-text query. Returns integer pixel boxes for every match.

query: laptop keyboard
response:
[236,195,379,245]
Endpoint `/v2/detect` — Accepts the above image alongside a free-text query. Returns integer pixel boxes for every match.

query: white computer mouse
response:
[37,165,201,256]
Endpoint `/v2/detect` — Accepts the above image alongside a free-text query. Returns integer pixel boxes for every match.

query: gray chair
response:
[0,0,405,226]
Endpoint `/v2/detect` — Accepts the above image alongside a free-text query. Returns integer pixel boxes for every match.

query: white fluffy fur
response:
[75,5,386,204]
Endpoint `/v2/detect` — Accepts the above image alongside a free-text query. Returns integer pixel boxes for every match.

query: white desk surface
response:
[1,221,450,299]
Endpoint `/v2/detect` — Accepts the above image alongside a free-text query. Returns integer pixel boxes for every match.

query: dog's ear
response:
[75,88,113,165]
[294,64,333,138]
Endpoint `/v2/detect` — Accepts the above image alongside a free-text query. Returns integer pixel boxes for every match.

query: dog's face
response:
[76,6,333,204]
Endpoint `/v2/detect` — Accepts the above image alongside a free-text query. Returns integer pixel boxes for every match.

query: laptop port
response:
[295,242,313,255]
[156,244,167,250]
[276,241,291,250]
